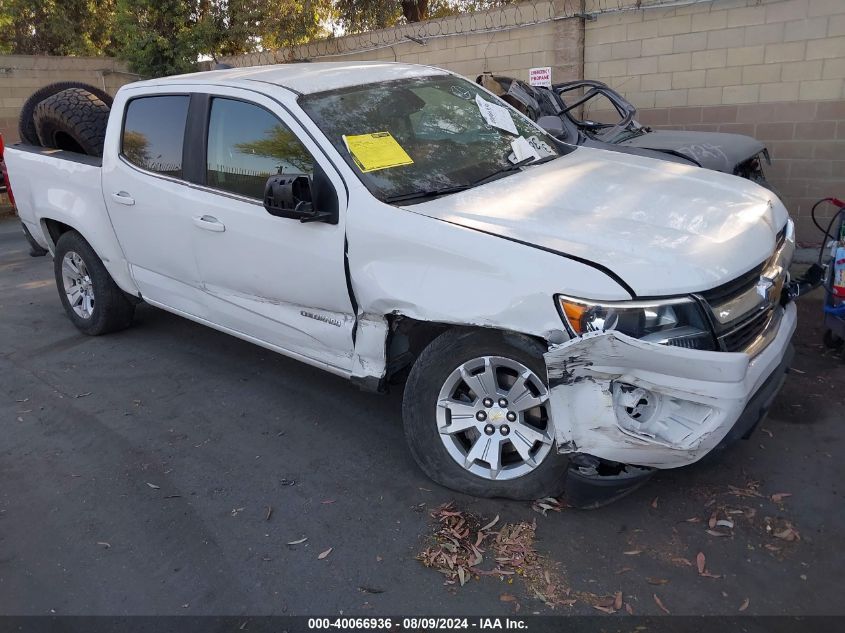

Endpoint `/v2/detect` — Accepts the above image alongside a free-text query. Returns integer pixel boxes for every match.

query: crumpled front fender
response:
[543,302,796,468]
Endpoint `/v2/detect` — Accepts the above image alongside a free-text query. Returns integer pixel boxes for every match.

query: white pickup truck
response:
[5,62,798,504]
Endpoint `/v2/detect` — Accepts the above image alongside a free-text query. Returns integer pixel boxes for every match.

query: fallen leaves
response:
[286,537,307,545]
[773,523,801,542]
[647,577,669,586]
[145,482,160,490]
[531,497,564,516]
[696,552,706,574]
[771,493,792,504]
[418,503,573,609]
[739,597,750,612]
[653,593,670,614]
[623,549,643,556]
[318,547,333,560]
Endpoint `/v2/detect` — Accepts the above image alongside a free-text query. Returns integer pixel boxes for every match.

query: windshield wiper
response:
[383,184,471,204]
[471,153,560,188]
[383,154,561,205]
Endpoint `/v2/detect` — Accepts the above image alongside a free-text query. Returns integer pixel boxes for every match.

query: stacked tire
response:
[18,82,112,157]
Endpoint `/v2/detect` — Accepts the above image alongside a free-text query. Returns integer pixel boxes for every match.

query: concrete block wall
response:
[584,0,845,242]
[222,1,585,87]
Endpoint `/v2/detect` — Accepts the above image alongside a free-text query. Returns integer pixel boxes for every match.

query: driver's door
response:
[188,90,355,371]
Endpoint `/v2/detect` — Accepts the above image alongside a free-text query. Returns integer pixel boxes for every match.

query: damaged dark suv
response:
[478,74,772,189]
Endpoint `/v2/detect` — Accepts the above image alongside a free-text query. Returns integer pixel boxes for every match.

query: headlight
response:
[557,295,716,350]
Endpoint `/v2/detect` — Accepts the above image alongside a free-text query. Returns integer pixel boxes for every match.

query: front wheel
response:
[53,230,135,335]
[402,329,568,500]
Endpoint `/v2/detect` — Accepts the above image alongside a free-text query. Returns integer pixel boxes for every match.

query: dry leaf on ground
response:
[318,547,333,559]
[739,598,750,612]
[653,593,670,614]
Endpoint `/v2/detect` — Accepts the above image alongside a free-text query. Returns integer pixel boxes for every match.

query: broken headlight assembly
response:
[557,295,716,350]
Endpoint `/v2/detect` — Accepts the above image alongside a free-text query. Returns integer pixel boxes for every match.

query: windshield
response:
[299,75,572,202]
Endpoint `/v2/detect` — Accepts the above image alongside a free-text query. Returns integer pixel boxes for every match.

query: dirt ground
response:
[1,216,843,616]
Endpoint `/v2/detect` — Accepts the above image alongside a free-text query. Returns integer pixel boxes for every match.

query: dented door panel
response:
[543,302,797,468]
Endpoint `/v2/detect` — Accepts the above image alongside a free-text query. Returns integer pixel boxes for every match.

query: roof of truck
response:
[140,61,449,95]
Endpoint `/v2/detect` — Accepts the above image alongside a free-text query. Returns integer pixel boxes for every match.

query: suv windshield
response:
[299,75,572,203]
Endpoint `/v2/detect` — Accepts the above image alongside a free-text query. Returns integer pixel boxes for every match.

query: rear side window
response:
[206,97,314,199]
[122,96,189,178]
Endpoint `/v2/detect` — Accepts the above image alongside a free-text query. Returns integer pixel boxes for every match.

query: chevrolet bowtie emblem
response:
[756,276,774,300]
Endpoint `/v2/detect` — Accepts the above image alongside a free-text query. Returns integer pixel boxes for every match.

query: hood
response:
[406,146,788,298]
[619,130,766,173]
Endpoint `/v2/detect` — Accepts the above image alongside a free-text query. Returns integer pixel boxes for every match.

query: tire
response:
[18,82,113,146]
[33,88,110,157]
[53,230,135,335]
[402,328,568,500]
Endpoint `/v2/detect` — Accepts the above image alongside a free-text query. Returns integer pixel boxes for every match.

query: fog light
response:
[611,382,715,449]
[613,383,658,428]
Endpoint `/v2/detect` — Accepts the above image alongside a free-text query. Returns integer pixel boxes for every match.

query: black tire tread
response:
[53,231,135,336]
[34,88,110,157]
[18,81,113,145]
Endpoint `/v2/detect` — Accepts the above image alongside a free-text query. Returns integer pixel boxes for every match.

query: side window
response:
[206,98,315,199]
[122,96,189,177]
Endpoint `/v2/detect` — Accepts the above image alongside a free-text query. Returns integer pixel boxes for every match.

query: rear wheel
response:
[402,329,568,500]
[53,231,135,335]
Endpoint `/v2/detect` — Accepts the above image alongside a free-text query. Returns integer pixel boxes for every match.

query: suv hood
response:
[406,146,788,298]
[619,130,766,173]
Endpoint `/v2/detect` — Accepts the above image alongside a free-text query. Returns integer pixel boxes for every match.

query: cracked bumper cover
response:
[543,301,797,469]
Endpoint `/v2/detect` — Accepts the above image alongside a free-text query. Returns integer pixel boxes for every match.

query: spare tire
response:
[19,81,113,145]
[34,88,110,157]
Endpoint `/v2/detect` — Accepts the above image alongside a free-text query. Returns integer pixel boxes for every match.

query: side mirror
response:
[263,173,336,224]
[537,115,567,139]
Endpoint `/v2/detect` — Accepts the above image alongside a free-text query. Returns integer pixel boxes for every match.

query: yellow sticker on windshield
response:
[343,132,414,172]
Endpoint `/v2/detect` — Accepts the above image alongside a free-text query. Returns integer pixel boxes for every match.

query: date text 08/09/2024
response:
[307,617,527,630]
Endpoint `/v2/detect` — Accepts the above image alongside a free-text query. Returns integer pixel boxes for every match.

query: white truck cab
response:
[5,62,797,503]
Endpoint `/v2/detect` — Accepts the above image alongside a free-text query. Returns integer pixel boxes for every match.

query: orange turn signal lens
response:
[559,299,589,335]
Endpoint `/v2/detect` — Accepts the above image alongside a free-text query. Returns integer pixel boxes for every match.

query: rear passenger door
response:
[187,90,356,370]
[103,92,209,318]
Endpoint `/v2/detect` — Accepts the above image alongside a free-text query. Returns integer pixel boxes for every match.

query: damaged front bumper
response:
[544,301,797,470]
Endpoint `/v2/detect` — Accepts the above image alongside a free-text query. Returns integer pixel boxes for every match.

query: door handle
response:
[111,191,135,206]
[193,215,226,232]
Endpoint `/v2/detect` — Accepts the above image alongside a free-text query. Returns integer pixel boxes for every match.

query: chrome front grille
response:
[719,308,774,352]
[697,219,794,354]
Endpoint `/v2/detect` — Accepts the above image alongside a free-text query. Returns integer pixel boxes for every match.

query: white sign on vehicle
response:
[528,67,552,87]
[509,136,541,163]
[475,94,518,135]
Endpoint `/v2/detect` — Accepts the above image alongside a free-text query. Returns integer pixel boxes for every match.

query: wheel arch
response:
[39,216,140,299]
[373,312,551,390]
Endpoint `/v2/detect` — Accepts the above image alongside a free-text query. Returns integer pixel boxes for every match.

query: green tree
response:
[331,0,517,32]
[113,0,198,77]
[0,0,116,55]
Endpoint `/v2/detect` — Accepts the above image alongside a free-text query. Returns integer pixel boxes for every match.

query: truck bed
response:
[10,143,103,167]
[3,142,136,294]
